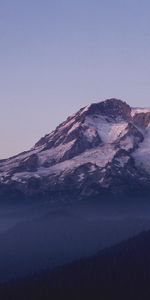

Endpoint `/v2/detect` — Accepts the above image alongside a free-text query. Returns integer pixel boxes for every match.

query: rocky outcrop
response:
[133,112,150,128]
[87,99,131,120]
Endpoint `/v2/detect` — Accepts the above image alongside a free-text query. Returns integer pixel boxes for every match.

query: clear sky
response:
[0,0,150,158]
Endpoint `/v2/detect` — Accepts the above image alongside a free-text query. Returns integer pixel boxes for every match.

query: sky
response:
[0,0,150,158]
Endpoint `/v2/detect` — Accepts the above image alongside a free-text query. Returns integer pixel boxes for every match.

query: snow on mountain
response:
[84,115,128,143]
[0,98,150,201]
[131,107,150,117]
[133,125,150,172]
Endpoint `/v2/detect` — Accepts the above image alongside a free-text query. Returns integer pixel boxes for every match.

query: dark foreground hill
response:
[1,229,150,299]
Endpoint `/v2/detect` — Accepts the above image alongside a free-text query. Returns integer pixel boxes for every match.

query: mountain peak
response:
[85,98,131,120]
[34,99,130,155]
[0,98,150,202]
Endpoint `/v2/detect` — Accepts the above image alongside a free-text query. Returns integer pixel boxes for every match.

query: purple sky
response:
[0,0,150,158]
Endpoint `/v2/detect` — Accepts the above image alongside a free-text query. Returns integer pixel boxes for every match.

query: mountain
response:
[1,98,150,202]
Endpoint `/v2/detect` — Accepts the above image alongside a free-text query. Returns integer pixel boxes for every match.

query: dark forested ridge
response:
[1,229,150,299]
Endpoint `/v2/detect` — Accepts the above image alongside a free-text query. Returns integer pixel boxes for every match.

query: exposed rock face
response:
[86,99,131,120]
[17,154,39,172]
[0,98,150,202]
[117,122,144,151]
[133,112,150,128]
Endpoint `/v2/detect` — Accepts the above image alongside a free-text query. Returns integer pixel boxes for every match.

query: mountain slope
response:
[0,98,150,202]
[1,230,150,297]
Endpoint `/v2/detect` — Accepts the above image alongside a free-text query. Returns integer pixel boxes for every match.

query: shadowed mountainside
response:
[1,230,150,298]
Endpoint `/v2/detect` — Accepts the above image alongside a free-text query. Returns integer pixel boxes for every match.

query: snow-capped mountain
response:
[1,98,150,202]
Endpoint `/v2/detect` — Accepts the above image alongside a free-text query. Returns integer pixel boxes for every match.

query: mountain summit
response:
[1,98,150,202]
